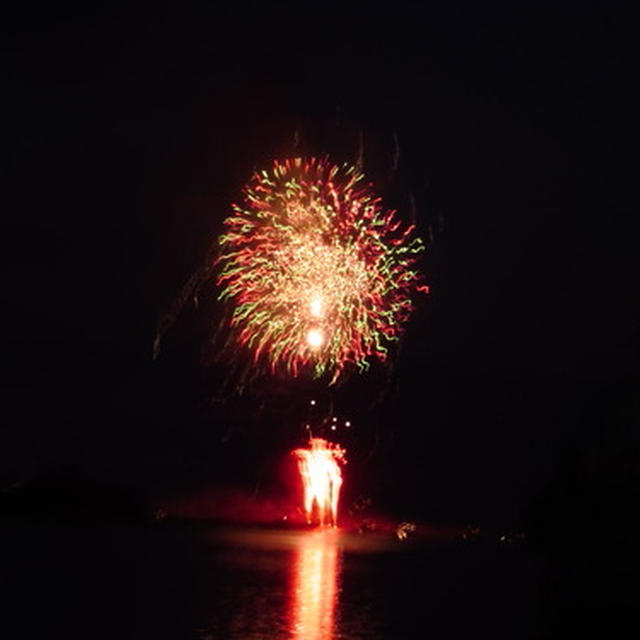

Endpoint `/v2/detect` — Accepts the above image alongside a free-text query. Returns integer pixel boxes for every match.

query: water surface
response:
[5,522,543,639]
[139,525,543,639]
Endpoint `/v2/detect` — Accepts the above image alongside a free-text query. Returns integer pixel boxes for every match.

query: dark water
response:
[5,522,545,639]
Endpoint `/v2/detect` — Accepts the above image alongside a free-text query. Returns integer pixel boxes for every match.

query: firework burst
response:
[217,157,426,383]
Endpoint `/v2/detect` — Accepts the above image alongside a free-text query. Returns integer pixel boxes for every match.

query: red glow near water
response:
[293,438,346,527]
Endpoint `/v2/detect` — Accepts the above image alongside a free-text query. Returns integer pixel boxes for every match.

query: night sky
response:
[3,4,638,530]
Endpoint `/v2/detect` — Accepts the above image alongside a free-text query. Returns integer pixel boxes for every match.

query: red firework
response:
[217,157,426,383]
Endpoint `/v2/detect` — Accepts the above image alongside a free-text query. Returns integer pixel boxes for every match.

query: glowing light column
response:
[293,438,346,527]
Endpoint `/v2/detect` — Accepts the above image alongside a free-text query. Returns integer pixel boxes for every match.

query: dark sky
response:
[3,4,638,525]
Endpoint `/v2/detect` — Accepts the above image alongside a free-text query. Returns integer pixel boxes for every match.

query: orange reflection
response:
[290,530,340,640]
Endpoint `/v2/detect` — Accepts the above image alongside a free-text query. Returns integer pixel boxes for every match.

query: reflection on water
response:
[290,529,340,640]
[2,523,542,639]
[129,525,540,639]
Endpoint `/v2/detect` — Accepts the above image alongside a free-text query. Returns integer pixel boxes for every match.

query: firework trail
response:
[217,157,427,384]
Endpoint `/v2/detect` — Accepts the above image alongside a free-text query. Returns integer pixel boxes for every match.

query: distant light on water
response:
[290,530,339,640]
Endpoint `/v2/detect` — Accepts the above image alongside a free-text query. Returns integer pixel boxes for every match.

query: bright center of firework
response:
[293,438,346,527]
[309,294,324,318]
[306,328,325,349]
